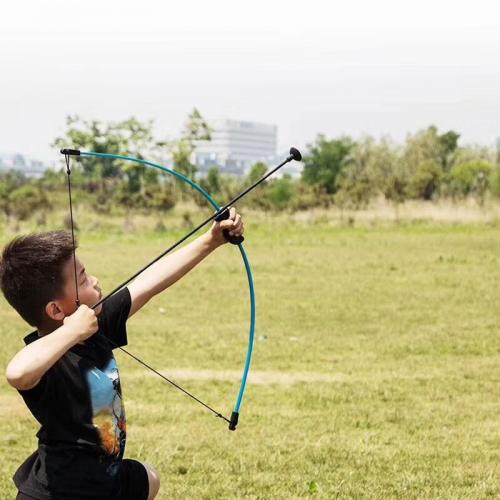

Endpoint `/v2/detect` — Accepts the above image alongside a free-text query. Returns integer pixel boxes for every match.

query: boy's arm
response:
[5,305,98,391]
[127,208,243,318]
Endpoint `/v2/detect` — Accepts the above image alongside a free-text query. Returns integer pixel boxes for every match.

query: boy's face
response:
[60,256,103,317]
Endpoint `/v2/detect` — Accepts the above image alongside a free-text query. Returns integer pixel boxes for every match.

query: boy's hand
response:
[63,305,99,342]
[208,207,244,246]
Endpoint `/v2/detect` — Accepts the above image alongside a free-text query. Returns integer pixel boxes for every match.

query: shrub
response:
[268,177,294,211]
[334,175,373,210]
[408,160,443,200]
[489,168,500,199]
[449,160,493,196]
[291,183,331,211]
[8,186,52,221]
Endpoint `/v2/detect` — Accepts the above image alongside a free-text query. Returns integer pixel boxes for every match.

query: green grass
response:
[1,220,500,498]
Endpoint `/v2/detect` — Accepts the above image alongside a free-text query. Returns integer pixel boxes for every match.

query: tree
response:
[408,160,443,200]
[198,167,222,206]
[166,109,212,197]
[346,135,402,192]
[144,184,176,213]
[247,162,268,185]
[0,172,29,218]
[437,129,460,169]
[402,127,442,178]
[302,135,354,194]
[449,160,494,196]
[334,175,373,210]
[206,167,221,195]
[52,115,158,193]
[268,176,294,211]
[384,175,408,220]
[489,168,500,199]
[290,182,330,211]
[8,186,52,221]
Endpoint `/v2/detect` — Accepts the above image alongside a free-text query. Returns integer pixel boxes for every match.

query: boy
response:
[1,207,244,500]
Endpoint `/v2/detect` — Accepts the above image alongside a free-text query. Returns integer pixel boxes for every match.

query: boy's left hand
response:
[208,207,244,246]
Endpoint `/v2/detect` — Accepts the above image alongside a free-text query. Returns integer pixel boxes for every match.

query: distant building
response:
[0,153,48,178]
[194,119,280,177]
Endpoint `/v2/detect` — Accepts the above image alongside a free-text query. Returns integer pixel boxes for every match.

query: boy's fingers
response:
[229,207,237,220]
[229,222,244,236]
[219,220,235,229]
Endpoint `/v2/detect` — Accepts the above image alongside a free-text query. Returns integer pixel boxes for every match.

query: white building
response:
[194,119,278,176]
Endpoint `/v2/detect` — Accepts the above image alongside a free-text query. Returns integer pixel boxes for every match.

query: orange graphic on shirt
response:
[93,410,120,455]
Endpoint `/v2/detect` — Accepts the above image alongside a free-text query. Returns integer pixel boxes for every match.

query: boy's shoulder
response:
[23,331,41,345]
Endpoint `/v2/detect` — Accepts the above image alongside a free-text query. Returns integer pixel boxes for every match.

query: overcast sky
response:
[1,0,500,162]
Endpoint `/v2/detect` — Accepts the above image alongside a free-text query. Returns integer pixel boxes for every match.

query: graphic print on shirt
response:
[85,356,127,458]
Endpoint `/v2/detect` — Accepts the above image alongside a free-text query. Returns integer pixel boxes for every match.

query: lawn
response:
[1,218,500,499]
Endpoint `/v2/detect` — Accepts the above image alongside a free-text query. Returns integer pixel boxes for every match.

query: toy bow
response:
[61,147,301,430]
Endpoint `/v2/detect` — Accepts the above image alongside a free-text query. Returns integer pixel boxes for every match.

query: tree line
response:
[1,112,500,225]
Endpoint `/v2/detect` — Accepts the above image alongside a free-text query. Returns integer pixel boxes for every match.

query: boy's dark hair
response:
[0,231,77,327]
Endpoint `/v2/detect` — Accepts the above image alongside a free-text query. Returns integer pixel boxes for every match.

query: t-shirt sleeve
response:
[97,287,132,349]
[18,366,56,404]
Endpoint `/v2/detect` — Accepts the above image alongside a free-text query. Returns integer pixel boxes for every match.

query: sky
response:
[1,0,500,163]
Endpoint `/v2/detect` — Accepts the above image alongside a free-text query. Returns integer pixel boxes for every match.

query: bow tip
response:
[60,148,81,156]
[228,411,239,431]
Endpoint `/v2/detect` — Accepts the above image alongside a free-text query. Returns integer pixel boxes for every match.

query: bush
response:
[384,175,408,205]
[9,186,52,221]
[489,168,500,199]
[334,175,373,210]
[268,177,294,211]
[449,160,493,196]
[143,184,176,213]
[290,183,331,211]
[408,160,443,200]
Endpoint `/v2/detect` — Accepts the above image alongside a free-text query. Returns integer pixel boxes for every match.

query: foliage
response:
[302,135,354,194]
[143,184,177,213]
[169,109,212,191]
[488,168,500,199]
[247,162,268,185]
[402,127,442,177]
[206,167,221,195]
[290,183,331,211]
[0,172,28,216]
[334,174,374,209]
[437,129,460,169]
[449,160,494,196]
[52,116,158,182]
[349,136,401,191]
[384,175,408,205]
[5,122,500,225]
[8,185,52,220]
[408,160,443,200]
[268,176,294,211]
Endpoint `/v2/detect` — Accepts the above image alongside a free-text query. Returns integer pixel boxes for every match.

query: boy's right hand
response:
[63,305,99,341]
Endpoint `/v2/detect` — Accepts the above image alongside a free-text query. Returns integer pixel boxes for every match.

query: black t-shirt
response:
[13,288,132,500]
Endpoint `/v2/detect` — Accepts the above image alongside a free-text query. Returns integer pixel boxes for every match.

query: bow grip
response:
[215,208,244,245]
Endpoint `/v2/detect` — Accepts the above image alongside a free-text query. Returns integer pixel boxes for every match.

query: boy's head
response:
[0,231,102,331]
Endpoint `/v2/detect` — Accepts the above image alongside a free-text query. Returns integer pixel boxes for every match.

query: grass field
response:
[1,215,500,499]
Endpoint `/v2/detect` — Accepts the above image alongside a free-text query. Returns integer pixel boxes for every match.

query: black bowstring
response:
[103,336,230,423]
[64,155,230,423]
[65,154,80,308]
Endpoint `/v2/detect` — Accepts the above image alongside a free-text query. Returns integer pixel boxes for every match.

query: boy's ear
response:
[45,301,65,322]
